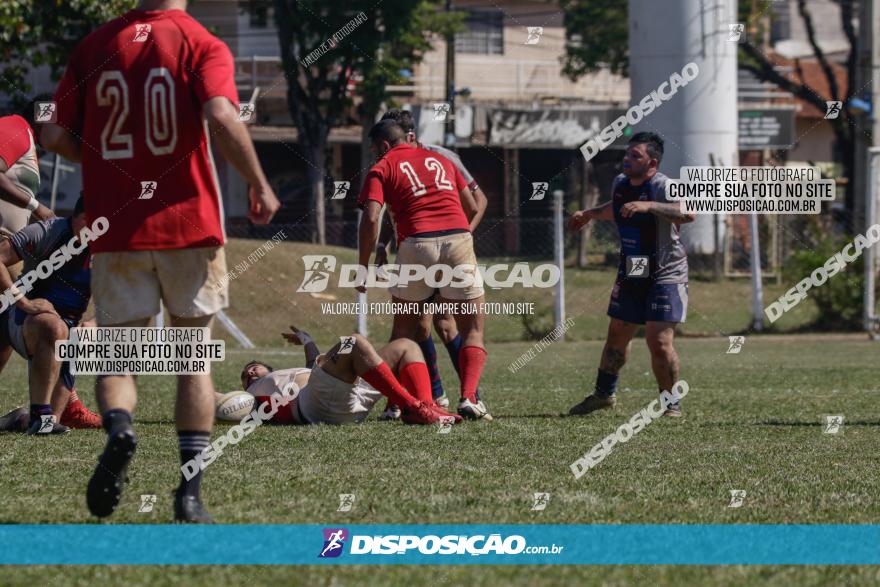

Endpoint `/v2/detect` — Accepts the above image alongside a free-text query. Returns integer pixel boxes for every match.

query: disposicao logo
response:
[319,528,348,558]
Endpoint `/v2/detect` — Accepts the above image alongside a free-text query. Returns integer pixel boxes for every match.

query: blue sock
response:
[417,335,444,399]
[29,404,51,426]
[595,369,618,397]
[444,334,463,374]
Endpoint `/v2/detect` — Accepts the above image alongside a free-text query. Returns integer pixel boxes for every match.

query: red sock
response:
[459,346,487,402]
[360,363,419,411]
[398,362,433,404]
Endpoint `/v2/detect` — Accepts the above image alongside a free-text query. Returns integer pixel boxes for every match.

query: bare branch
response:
[797,0,840,100]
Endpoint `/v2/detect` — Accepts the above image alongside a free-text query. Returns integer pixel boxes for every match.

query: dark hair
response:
[368,119,405,146]
[240,360,273,383]
[73,194,85,217]
[628,131,664,163]
[380,109,416,134]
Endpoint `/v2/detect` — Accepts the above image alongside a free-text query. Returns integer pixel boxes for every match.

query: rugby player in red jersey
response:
[356,119,491,421]
[373,109,488,417]
[40,0,280,522]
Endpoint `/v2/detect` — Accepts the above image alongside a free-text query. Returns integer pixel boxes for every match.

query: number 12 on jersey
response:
[399,157,454,197]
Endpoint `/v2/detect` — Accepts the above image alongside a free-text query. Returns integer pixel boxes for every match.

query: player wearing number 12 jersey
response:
[40,0,279,523]
[356,120,491,421]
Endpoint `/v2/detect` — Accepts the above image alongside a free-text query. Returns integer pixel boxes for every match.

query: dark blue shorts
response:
[0,308,77,389]
[607,281,688,325]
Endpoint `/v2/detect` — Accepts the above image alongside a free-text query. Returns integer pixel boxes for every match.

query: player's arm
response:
[39,125,82,163]
[569,201,613,231]
[282,326,321,369]
[0,171,53,220]
[469,186,488,231]
[458,186,477,222]
[647,202,696,225]
[0,239,56,316]
[375,209,395,266]
[358,200,382,270]
[203,97,279,224]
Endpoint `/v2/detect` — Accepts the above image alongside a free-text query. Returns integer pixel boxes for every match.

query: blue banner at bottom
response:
[0,524,877,565]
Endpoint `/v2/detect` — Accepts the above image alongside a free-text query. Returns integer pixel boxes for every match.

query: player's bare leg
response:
[88,317,149,518]
[569,318,638,416]
[171,314,217,523]
[378,338,435,404]
[22,312,70,434]
[319,334,459,425]
[442,295,491,421]
[381,296,427,420]
[646,321,682,417]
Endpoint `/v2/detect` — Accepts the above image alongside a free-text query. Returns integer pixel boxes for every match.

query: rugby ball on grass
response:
[216,391,255,422]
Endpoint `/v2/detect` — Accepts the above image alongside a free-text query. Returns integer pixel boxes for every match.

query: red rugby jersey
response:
[53,9,239,252]
[358,144,469,242]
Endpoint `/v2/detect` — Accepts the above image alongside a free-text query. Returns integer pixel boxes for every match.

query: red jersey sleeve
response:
[53,46,85,137]
[358,168,386,208]
[192,36,239,105]
[0,116,31,169]
[452,164,466,192]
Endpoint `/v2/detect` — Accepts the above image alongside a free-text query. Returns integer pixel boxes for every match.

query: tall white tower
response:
[629,0,739,253]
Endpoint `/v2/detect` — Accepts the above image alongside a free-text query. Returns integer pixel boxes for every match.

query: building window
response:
[249,4,271,28]
[456,9,504,55]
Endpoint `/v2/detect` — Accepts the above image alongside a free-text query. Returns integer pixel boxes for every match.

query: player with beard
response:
[567,132,694,417]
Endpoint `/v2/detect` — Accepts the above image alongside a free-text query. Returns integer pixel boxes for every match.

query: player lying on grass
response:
[568,132,694,417]
[0,196,101,434]
[236,327,460,426]
[357,120,491,422]
[373,109,488,417]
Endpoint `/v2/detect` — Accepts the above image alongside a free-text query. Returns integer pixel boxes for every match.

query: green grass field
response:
[2,334,878,584]
[2,239,878,584]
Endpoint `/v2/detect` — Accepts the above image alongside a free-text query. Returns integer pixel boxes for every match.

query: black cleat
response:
[0,407,28,432]
[174,492,214,524]
[87,424,137,518]
[26,414,69,435]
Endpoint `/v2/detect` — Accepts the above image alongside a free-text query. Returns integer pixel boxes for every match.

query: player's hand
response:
[353,264,368,293]
[247,184,281,225]
[620,201,653,218]
[282,325,313,346]
[568,210,592,231]
[16,298,58,316]
[33,205,56,222]
[375,243,388,267]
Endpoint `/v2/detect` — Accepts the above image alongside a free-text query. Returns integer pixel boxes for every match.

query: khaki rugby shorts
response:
[92,246,228,325]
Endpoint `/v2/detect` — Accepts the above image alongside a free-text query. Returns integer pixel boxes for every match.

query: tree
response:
[0,0,136,106]
[254,0,460,244]
[560,0,859,229]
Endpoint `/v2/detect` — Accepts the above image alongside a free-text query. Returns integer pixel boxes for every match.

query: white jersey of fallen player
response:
[246,368,309,405]
[246,366,382,425]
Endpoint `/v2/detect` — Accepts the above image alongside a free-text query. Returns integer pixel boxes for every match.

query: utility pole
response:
[444,0,456,148]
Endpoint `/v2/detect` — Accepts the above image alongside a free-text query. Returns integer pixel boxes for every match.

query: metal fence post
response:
[553,189,566,330]
[865,147,880,334]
